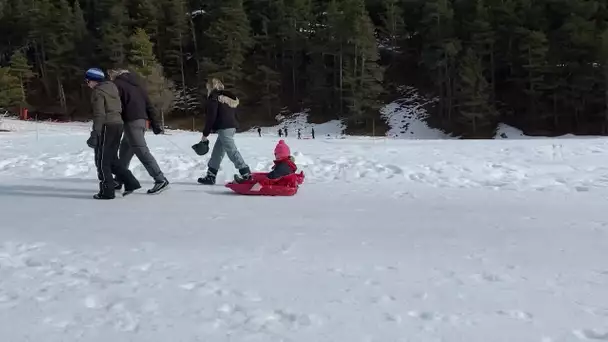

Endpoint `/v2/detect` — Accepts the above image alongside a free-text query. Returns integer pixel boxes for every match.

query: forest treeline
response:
[0,0,608,137]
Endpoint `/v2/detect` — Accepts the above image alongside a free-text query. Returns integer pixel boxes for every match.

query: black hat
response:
[192,140,210,156]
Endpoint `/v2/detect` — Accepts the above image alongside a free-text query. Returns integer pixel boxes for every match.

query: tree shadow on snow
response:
[0,184,94,200]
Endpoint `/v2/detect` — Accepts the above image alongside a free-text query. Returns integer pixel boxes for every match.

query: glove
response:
[152,123,163,135]
[87,132,98,148]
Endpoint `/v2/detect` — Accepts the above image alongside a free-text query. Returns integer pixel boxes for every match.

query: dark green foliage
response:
[1,0,608,136]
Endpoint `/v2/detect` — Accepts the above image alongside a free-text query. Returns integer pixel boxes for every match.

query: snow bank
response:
[3,118,608,192]
[494,123,528,139]
[380,86,450,139]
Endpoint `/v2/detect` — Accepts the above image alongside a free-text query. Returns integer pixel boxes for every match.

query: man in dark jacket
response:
[108,69,169,195]
[85,68,141,199]
[197,78,251,185]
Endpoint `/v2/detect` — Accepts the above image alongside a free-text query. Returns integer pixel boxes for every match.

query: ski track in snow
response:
[1,119,608,341]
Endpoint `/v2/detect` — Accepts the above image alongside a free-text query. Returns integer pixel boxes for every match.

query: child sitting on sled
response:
[234,139,296,183]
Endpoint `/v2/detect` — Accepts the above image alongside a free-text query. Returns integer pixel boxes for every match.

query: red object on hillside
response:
[20,108,28,120]
[225,172,305,196]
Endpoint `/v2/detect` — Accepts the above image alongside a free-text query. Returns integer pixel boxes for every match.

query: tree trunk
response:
[339,44,343,116]
[57,77,67,113]
[188,13,201,78]
[605,66,608,133]
[178,31,186,101]
[291,17,297,98]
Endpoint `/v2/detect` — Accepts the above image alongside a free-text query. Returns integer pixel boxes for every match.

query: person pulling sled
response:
[197,78,252,185]
[84,68,141,199]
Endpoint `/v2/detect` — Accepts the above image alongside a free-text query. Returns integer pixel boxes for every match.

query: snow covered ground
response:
[2,119,608,341]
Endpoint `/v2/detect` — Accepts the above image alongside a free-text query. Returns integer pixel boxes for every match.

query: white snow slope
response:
[1,119,608,342]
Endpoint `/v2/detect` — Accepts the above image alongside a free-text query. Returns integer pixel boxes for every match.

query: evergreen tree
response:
[128,28,157,76]
[127,0,158,38]
[203,0,253,91]
[99,1,130,66]
[455,48,497,136]
[600,28,608,132]
[157,0,187,86]
[517,29,549,116]
[276,0,313,100]
[127,28,175,125]
[0,67,23,108]
[421,0,461,122]
[341,0,384,124]
[1,0,608,136]
[8,49,35,105]
[380,0,405,52]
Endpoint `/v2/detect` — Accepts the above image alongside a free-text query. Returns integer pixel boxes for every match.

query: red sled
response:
[225,172,305,196]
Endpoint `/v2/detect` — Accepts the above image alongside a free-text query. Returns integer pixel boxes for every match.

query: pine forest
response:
[1,0,608,137]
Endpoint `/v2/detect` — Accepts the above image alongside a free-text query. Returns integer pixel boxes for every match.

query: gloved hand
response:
[152,123,163,135]
[87,132,98,148]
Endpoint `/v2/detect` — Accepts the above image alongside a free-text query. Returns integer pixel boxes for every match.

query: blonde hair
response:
[206,78,224,95]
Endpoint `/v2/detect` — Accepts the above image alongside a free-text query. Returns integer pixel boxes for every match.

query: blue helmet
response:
[85,68,105,82]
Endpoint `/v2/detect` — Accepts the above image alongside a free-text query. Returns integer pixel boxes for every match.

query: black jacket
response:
[203,89,239,137]
[113,72,158,126]
[267,157,297,179]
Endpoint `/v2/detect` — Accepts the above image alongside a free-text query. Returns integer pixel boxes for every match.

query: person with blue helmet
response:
[85,68,141,199]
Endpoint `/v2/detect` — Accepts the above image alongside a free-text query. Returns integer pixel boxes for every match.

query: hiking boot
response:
[93,193,114,200]
[123,183,142,197]
[95,182,115,199]
[198,174,216,185]
[147,178,170,194]
[198,168,217,185]
[234,167,252,183]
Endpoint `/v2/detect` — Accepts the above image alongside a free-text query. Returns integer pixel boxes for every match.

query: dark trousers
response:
[95,124,140,197]
[119,119,165,182]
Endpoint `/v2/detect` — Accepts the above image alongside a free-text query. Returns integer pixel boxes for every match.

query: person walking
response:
[197,78,251,185]
[84,68,140,199]
[108,68,170,195]
[257,127,262,137]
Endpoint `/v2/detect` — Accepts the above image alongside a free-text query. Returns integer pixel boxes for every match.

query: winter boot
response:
[234,167,252,183]
[198,168,217,185]
[94,182,115,200]
[114,179,122,190]
[122,183,142,197]
[121,175,141,197]
[147,178,170,194]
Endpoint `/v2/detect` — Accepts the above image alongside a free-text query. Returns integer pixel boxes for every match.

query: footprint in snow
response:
[408,310,440,321]
[496,310,533,321]
[573,329,608,340]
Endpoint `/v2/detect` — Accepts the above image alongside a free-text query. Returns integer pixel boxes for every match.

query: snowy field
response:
[1,119,608,341]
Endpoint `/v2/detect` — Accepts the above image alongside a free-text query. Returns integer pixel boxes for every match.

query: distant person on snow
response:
[198,78,252,185]
[108,68,170,195]
[265,139,297,180]
[297,129,301,139]
[278,128,283,137]
[257,127,262,137]
[311,128,315,139]
[84,68,140,200]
